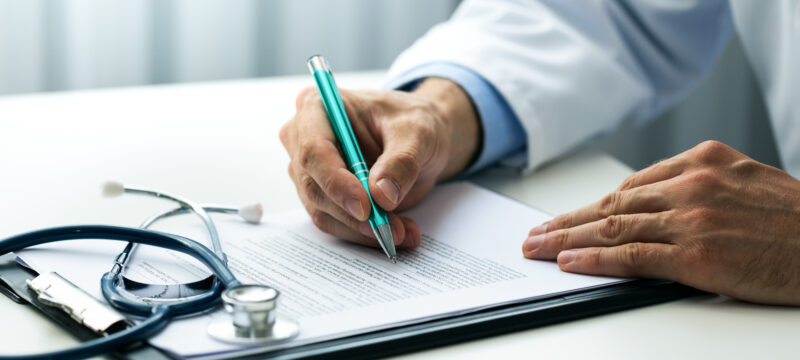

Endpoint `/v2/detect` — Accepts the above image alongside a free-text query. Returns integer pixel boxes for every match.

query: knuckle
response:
[297,141,324,169]
[404,103,433,120]
[412,119,437,142]
[651,158,669,167]
[586,248,603,269]
[279,122,290,145]
[694,169,721,185]
[549,230,571,250]
[598,215,624,240]
[550,213,573,230]
[682,170,722,192]
[731,159,761,176]
[692,140,731,163]
[317,172,338,194]
[618,244,646,271]
[696,140,726,152]
[598,192,623,218]
[392,150,421,177]
[300,174,324,205]
[301,90,323,108]
[309,210,330,234]
[295,86,313,106]
[617,174,638,191]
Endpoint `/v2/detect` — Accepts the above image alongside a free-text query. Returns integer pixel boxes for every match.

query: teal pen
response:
[306,55,397,263]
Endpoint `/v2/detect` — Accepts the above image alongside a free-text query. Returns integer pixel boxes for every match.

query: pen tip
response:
[391,256,397,264]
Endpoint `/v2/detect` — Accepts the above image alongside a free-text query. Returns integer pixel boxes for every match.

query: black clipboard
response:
[0,253,703,360]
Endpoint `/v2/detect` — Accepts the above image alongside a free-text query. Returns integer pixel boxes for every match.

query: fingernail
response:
[529,223,548,236]
[523,235,544,252]
[345,198,365,220]
[377,178,400,205]
[558,250,576,266]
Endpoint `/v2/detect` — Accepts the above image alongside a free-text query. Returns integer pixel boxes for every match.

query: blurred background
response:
[0,0,781,171]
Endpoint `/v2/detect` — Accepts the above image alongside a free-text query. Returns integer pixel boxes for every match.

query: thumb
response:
[368,140,426,211]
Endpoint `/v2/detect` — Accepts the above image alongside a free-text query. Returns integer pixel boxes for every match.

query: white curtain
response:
[0,0,778,170]
[0,0,459,94]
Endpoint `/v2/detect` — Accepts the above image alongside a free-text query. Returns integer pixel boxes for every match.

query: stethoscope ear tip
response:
[238,203,263,224]
[101,181,125,198]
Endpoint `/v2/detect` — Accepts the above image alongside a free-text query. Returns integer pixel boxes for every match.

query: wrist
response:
[412,77,481,180]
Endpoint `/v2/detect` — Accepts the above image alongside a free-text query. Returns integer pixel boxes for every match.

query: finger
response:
[556,243,678,280]
[293,167,421,249]
[541,183,670,233]
[378,211,409,247]
[294,93,377,221]
[295,86,316,110]
[304,204,418,249]
[399,215,422,249]
[280,112,301,155]
[291,165,375,237]
[338,89,382,158]
[616,157,686,191]
[306,208,380,247]
[369,120,439,211]
[686,140,742,166]
[279,122,292,153]
[291,163,420,248]
[523,213,671,260]
[293,133,372,220]
[395,180,436,211]
[283,86,322,154]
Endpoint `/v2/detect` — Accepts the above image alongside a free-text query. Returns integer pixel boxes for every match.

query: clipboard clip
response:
[27,272,130,336]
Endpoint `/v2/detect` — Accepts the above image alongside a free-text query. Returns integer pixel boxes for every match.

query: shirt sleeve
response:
[384,62,526,174]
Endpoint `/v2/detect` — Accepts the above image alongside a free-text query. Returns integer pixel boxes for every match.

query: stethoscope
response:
[0,182,299,360]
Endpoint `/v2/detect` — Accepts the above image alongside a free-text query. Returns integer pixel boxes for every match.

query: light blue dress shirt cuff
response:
[384,62,526,174]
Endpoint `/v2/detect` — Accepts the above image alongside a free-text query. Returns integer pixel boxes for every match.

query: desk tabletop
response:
[1,72,798,359]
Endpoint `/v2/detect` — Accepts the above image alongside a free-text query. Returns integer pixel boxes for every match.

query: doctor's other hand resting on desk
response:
[280,78,481,249]
[523,140,800,306]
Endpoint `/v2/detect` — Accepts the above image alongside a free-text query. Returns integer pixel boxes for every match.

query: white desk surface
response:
[1,72,798,359]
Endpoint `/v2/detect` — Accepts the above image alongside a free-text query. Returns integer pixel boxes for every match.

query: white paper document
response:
[17,182,624,358]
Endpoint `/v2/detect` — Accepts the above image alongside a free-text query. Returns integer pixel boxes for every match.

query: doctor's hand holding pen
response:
[280,78,481,248]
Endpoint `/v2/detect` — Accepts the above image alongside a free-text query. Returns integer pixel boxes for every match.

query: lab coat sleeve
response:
[385,0,733,172]
[384,62,526,174]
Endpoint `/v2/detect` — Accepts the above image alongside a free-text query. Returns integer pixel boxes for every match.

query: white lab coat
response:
[387,0,800,177]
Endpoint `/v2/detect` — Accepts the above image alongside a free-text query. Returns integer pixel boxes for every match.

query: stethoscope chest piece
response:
[208,284,299,344]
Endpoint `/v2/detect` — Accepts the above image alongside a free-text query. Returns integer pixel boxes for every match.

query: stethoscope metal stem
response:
[122,186,226,262]
[110,205,242,306]
[114,205,239,274]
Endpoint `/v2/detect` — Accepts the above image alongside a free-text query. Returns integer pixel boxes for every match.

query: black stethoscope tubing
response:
[0,225,240,360]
